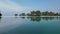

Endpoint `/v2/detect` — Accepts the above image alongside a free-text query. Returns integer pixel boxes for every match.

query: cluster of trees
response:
[0,12,2,19]
[16,10,60,16]
[19,13,26,16]
[0,10,60,17]
[27,10,41,16]
[14,13,26,16]
[41,11,60,16]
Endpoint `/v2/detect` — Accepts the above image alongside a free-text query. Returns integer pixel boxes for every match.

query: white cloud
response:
[0,0,28,16]
[0,0,25,12]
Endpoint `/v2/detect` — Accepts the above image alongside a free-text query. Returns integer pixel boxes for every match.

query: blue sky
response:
[0,0,60,16]
[12,0,60,12]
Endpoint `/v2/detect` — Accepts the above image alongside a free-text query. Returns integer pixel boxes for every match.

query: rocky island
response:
[0,12,2,17]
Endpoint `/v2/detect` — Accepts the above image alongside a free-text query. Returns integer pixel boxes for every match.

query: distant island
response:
[15,10,60,16]
[0,10,60,17]
[0,12,2,17]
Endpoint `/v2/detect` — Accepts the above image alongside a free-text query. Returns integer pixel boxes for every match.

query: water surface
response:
[0,16,60,34]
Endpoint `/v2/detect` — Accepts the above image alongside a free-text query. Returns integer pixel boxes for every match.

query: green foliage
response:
[0,13,2,16]
[19,13,26,16]
[15,14,18,16]
[19,10,60,16]
[27,10,41,16]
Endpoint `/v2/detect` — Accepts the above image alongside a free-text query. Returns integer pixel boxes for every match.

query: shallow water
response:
[0,17,60,34]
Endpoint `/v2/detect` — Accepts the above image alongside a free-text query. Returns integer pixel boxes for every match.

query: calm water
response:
[0,16,60,34]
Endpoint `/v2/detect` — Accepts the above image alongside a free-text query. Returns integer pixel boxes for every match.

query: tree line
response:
[15,10,60,16]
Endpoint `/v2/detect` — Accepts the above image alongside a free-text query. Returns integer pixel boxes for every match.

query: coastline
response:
[1,16,60,17]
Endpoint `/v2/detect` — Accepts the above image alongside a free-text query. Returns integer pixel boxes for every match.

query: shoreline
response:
[1,16,60,17]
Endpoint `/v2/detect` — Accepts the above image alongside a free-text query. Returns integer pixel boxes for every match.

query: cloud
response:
[0,0,25,12]
[0,0,28,16]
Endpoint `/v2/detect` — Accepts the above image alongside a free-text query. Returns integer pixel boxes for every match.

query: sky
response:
[0,0,60,16]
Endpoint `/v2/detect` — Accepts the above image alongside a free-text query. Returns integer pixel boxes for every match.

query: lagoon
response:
[0,16,60,34]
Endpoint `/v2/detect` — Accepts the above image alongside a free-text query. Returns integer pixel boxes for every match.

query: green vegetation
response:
[19,13,26,16]
[0,12,2,19]
[0,11,2,17]
[15,14,18,16]
[27,10,41,16]
[19,10,60,16]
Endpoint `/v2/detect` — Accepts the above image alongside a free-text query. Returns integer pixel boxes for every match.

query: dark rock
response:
[0,13,2,16]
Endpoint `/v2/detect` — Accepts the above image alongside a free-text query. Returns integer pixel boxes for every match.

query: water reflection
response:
[41,17,54,20]
[0,17,1,19]
[20,17,25,19]
[0,17,60,34]
[20,16,60,22]
[27,17,41,22]
[0,17,1,22]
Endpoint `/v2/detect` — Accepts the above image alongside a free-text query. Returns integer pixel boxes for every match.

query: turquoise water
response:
[0,17,60,34]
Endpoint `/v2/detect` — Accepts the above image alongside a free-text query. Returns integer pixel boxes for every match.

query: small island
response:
[17,10,60,16]
[0,11,2,19]
[0,12,2,17]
